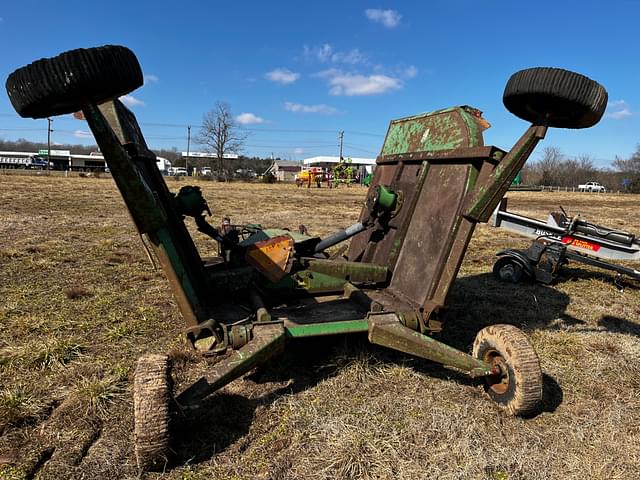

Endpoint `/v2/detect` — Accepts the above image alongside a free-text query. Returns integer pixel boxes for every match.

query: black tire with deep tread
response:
[6,45,143,119]
[503,67,607,129]
[472,324,543,416]
[134,354,171,471]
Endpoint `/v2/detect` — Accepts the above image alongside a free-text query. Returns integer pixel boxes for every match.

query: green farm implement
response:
[6,46,608,470]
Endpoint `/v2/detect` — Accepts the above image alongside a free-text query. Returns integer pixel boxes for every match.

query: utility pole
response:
[338,130,344,160]
[186,125,191,172]
[47,118,52,167]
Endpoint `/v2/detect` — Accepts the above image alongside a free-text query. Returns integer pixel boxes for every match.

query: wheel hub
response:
[484,351,509,394]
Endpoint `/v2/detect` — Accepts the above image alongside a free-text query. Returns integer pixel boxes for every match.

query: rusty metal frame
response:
[76,98,546,399]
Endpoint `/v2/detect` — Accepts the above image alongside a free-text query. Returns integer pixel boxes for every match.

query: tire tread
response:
[473,324,543,416]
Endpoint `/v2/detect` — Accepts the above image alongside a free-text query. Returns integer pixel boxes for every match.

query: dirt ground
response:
[0,173,639,480]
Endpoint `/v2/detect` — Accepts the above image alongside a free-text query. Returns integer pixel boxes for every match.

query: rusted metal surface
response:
[380,107,487,155]
[347,107,487,274]
[83,102,210,327]
[367,313,493,377]
[388,163,473,310]
[377,145,504,165]
[245,234,294,282]
[302,258,389,284]
[464,125,547,222]
[176,323,286,406]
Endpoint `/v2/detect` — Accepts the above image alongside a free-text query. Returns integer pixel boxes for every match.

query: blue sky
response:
[1,1,639,166]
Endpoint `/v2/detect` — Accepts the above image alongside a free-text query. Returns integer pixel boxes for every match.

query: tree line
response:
[520,145,640,192]
[4,99,640,191]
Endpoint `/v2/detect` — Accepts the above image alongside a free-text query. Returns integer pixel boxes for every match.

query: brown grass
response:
[0,173,639,479]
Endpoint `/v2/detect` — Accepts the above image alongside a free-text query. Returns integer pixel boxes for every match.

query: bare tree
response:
[537,146,564,186]
[197,102,248,176]
[613,145,640,192]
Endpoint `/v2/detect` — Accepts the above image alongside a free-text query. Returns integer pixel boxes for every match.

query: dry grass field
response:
[0,173,639,480]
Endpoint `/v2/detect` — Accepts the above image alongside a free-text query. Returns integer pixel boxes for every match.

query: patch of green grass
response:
[0,465,28,480]
[73,375,124,417]
[105,321,144,340]
[30,339,84,370]
[0,386,43,429]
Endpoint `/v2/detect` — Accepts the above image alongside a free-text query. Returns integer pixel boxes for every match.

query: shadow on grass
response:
[444,273,573,349]
[169,336,354,466]
[555,266,640,291]
[598,315,640,337]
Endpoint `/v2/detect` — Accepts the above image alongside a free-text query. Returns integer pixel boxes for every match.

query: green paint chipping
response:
[156,228,201,313]
[382,120,425,155]
[459,109,484,148]
[381,107,482,156]
[286,319,369,338]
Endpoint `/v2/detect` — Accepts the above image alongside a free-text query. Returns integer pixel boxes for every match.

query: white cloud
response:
[606,100,632,120]
[144,74,159,84]
[365,9,402,28]
[265,68,300,85]
[403,65,418,78]
[331,48,366,65]
[74,130,93,139]
[236,112,265,125]
[294,147,305,155]
[120,95,145,107]
[284,102,338,115]
[304,43,333,62]
[304,44,367,65]
[317,69,402,96]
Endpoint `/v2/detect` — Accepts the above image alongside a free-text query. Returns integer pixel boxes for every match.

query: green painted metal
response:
[264,269,349,294]
[176,323,286,405]
[83,104,165,234]
[155,228,205,317]
[174,185,209,217]
[286,319,369,338]
[303,258,389,284]
[376,185,397,211]
[368,314,493,377]
[240,228,312,246]
[464,125,546,222]
[84,102,210,326]
[381,107,484,156]
[386,161,430,269]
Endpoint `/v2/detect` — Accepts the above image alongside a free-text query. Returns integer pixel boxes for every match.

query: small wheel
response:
[503,67,607,129]
[6,45,143,119]
[134,354,171,471]
[493,256,524,283]
[473,324,543,416]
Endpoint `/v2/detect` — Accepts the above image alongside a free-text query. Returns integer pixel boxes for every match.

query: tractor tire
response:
[472,324,543,416]
[493,256,525,283]
[503,67,607,129]
[134,354,171,471]
[6,45,143,119]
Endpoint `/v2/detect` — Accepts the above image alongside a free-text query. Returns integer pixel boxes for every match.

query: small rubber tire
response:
[493,256,524,283]
[503,67,607,129]
[134,354,171,471]
[6,45,143,119]
[472,324,543,416]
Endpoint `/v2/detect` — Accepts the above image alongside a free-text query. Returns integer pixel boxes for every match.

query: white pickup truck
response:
[578,181,606,192]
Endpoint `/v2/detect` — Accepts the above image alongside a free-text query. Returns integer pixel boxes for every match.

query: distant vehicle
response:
[29,155,50,169]
[173,167,188,176]
[296,167,325,187]
[201,167,212,176]
[0,154,49,169]
[578,181,606,193]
